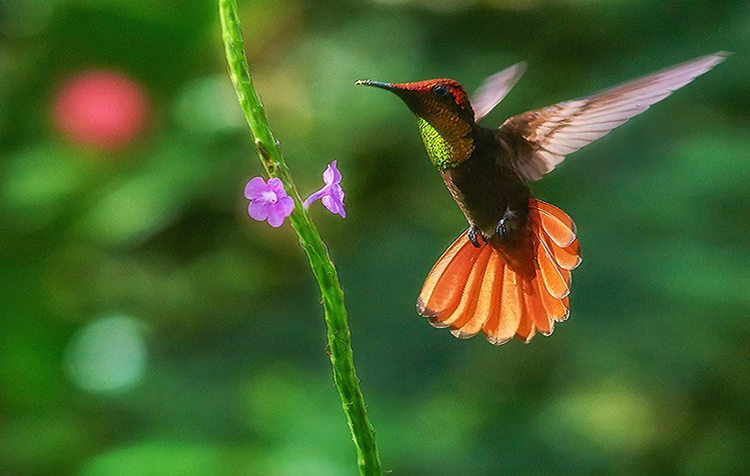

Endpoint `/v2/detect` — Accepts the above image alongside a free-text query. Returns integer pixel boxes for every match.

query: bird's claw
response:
[496,219,509,240]
[495,209,519,242]
[468,226,485,248]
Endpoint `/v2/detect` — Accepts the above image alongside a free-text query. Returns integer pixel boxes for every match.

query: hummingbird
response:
[357,52,727,345]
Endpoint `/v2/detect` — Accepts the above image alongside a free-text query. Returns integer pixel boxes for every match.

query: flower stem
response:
[219,1,383,474]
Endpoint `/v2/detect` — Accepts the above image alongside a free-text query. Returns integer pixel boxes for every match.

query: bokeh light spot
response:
[64,315,147,394]
[538,381,658,462]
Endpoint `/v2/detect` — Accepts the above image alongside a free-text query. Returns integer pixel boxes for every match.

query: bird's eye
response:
[432,84,450,97]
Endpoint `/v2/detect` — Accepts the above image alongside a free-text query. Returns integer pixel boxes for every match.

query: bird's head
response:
[356,78,475,137]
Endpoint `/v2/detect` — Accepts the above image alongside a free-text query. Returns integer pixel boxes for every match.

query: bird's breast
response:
[440,134,531,238]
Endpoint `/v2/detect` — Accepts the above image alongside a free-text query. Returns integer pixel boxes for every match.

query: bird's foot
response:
[496,209,520,242]
[467,226,486,248]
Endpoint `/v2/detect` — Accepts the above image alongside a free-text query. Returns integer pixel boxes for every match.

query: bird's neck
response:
[416,116,475,171]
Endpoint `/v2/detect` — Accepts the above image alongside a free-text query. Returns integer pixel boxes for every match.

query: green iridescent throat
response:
[416,117,473,170]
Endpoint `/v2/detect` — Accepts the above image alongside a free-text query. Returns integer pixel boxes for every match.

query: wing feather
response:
[472,62,527,121]
[499,52,729,182]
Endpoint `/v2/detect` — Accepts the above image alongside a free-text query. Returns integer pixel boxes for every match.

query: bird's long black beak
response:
[355,80,398,92]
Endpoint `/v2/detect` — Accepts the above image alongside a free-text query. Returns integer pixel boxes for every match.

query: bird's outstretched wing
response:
[471,62,527,122]
[498,52,729,182]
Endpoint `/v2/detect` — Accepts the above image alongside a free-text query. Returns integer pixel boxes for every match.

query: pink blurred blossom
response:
[53,70,149,150]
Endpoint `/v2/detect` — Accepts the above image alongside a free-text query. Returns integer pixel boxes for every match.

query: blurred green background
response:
[1,0,749,474]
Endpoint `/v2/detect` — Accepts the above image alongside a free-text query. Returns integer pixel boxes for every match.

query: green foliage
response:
[1,0,749,475]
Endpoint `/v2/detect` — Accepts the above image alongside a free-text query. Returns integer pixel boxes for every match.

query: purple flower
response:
[244,177,294,227]
[304,160,346,218]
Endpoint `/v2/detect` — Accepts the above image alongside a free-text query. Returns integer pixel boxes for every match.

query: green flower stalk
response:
[218,1,383,474]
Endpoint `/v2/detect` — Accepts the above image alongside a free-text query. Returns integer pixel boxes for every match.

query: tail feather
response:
[486,264,523,344]
[538,279,570,322]
[481,263,507,345]
[417,199,581,345]
[446,247,493,331]
[515,292,536,343]
[547,236,582,271]
[451,249,501,339]
[527,275,553,336]
[417,236,478,321]
[536,234,571,299]
[531,200,577,248]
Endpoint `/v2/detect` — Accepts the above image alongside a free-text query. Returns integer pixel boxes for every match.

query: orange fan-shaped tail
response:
[417,199,581,345]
